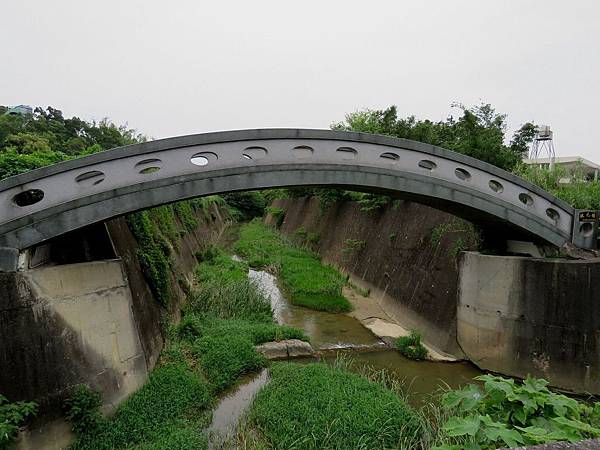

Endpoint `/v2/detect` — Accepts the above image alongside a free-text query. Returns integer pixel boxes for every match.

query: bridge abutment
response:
[458,251,600,394]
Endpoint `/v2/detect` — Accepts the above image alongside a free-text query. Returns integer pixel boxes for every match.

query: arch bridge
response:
[0,129,595,270]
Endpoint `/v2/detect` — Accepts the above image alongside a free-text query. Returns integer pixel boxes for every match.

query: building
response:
[523,156,600,182]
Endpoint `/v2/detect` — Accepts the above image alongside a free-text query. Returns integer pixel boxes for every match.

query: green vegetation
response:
[432,374,600,449]
[245,362,421,449]
[0,394,37,448]
[64,386,103,436]
[0,106,144,180]
[396,331,428,361]
[70,236,306,448]
[71,363,211,450]
[341,238,367,255]
[222,192,266,221]
[265,205,285,227]
[332,103,535,172]
[431,219,483,256]
[516,163,600,210]
[234,221,351,312]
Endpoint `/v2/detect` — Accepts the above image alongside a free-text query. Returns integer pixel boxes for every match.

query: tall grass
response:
[234,220,351,313]
[245,362,421,449]
[71,363,211,450]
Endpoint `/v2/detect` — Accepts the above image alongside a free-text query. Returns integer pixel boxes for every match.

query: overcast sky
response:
[2,1,599,161]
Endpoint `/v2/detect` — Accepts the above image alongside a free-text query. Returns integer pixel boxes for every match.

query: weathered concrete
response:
[255,339,314,359]
[458,252,600,394]
[1,260,148,448]
[0,129,584,253]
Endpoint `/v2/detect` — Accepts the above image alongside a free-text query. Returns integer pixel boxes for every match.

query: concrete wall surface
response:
[1,260,148,449]
[458,252,600,394]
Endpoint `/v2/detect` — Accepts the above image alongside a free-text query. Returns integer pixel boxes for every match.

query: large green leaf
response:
[443,415,481,437]
[442,384,484,413]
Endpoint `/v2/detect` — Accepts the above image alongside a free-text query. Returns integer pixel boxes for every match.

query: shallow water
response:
[319,350,482,406]
[248,268,384,350]
[207,369,269,446]
[207,262,482,443]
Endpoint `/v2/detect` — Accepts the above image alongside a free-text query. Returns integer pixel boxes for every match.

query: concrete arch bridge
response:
[0,129,596,270]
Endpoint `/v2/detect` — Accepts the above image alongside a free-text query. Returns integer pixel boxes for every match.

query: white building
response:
[523,156,600,182]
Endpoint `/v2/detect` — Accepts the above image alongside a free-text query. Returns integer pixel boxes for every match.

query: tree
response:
[332,103,535,172]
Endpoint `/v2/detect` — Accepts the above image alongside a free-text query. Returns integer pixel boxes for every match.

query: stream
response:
[207,263,482,445]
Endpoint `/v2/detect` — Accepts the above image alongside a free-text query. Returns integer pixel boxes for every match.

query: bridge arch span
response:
[0,129,580,252]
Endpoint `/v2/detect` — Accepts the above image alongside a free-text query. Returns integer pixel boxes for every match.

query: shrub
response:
[0,394,37,447]
[396,331,428,360]
[64,385,104,436]
[341,238,367,255]
[247,363,421,449]
[223,191,266,220]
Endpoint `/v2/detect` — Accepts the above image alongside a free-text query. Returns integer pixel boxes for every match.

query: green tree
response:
[332,103,536,172]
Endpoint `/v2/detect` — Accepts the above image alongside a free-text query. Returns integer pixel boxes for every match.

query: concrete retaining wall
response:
[2,260,147,449]
[458,252,600,394]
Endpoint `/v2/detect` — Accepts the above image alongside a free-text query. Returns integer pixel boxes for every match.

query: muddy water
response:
[249,268,385,350]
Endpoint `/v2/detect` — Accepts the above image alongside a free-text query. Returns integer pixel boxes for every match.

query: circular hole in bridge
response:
[418,160,437,170]
[379,152,399,161]
[519,193,534,206]
[135,158,162,174]
[580,222,594,238]
[455,168,471,181]
[13,189,44,207]
[336,147,357,160]
[242,146,267,160]
[489,180,504,193]
[291,145,314,158]
[190,152,217,166]
[75,170,105,186]
[546,208,560,222]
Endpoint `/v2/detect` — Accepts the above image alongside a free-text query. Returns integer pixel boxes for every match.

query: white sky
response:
[2,1,599,161]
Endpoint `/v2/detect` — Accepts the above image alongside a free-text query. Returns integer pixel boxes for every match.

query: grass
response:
[71,362,211,450]
[70,235,307,448]
[234,220,351,313]
[245,362,422,449]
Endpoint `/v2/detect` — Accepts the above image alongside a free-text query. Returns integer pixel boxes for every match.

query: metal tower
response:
[529,125,556,160]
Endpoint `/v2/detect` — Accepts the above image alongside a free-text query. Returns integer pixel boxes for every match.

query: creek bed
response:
[207,264,482,445]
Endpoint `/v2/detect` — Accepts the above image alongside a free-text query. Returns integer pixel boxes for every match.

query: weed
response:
[396,331,428,360]
[341,238,367,254]
[64,385,103,436]
[0,394,37,447]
